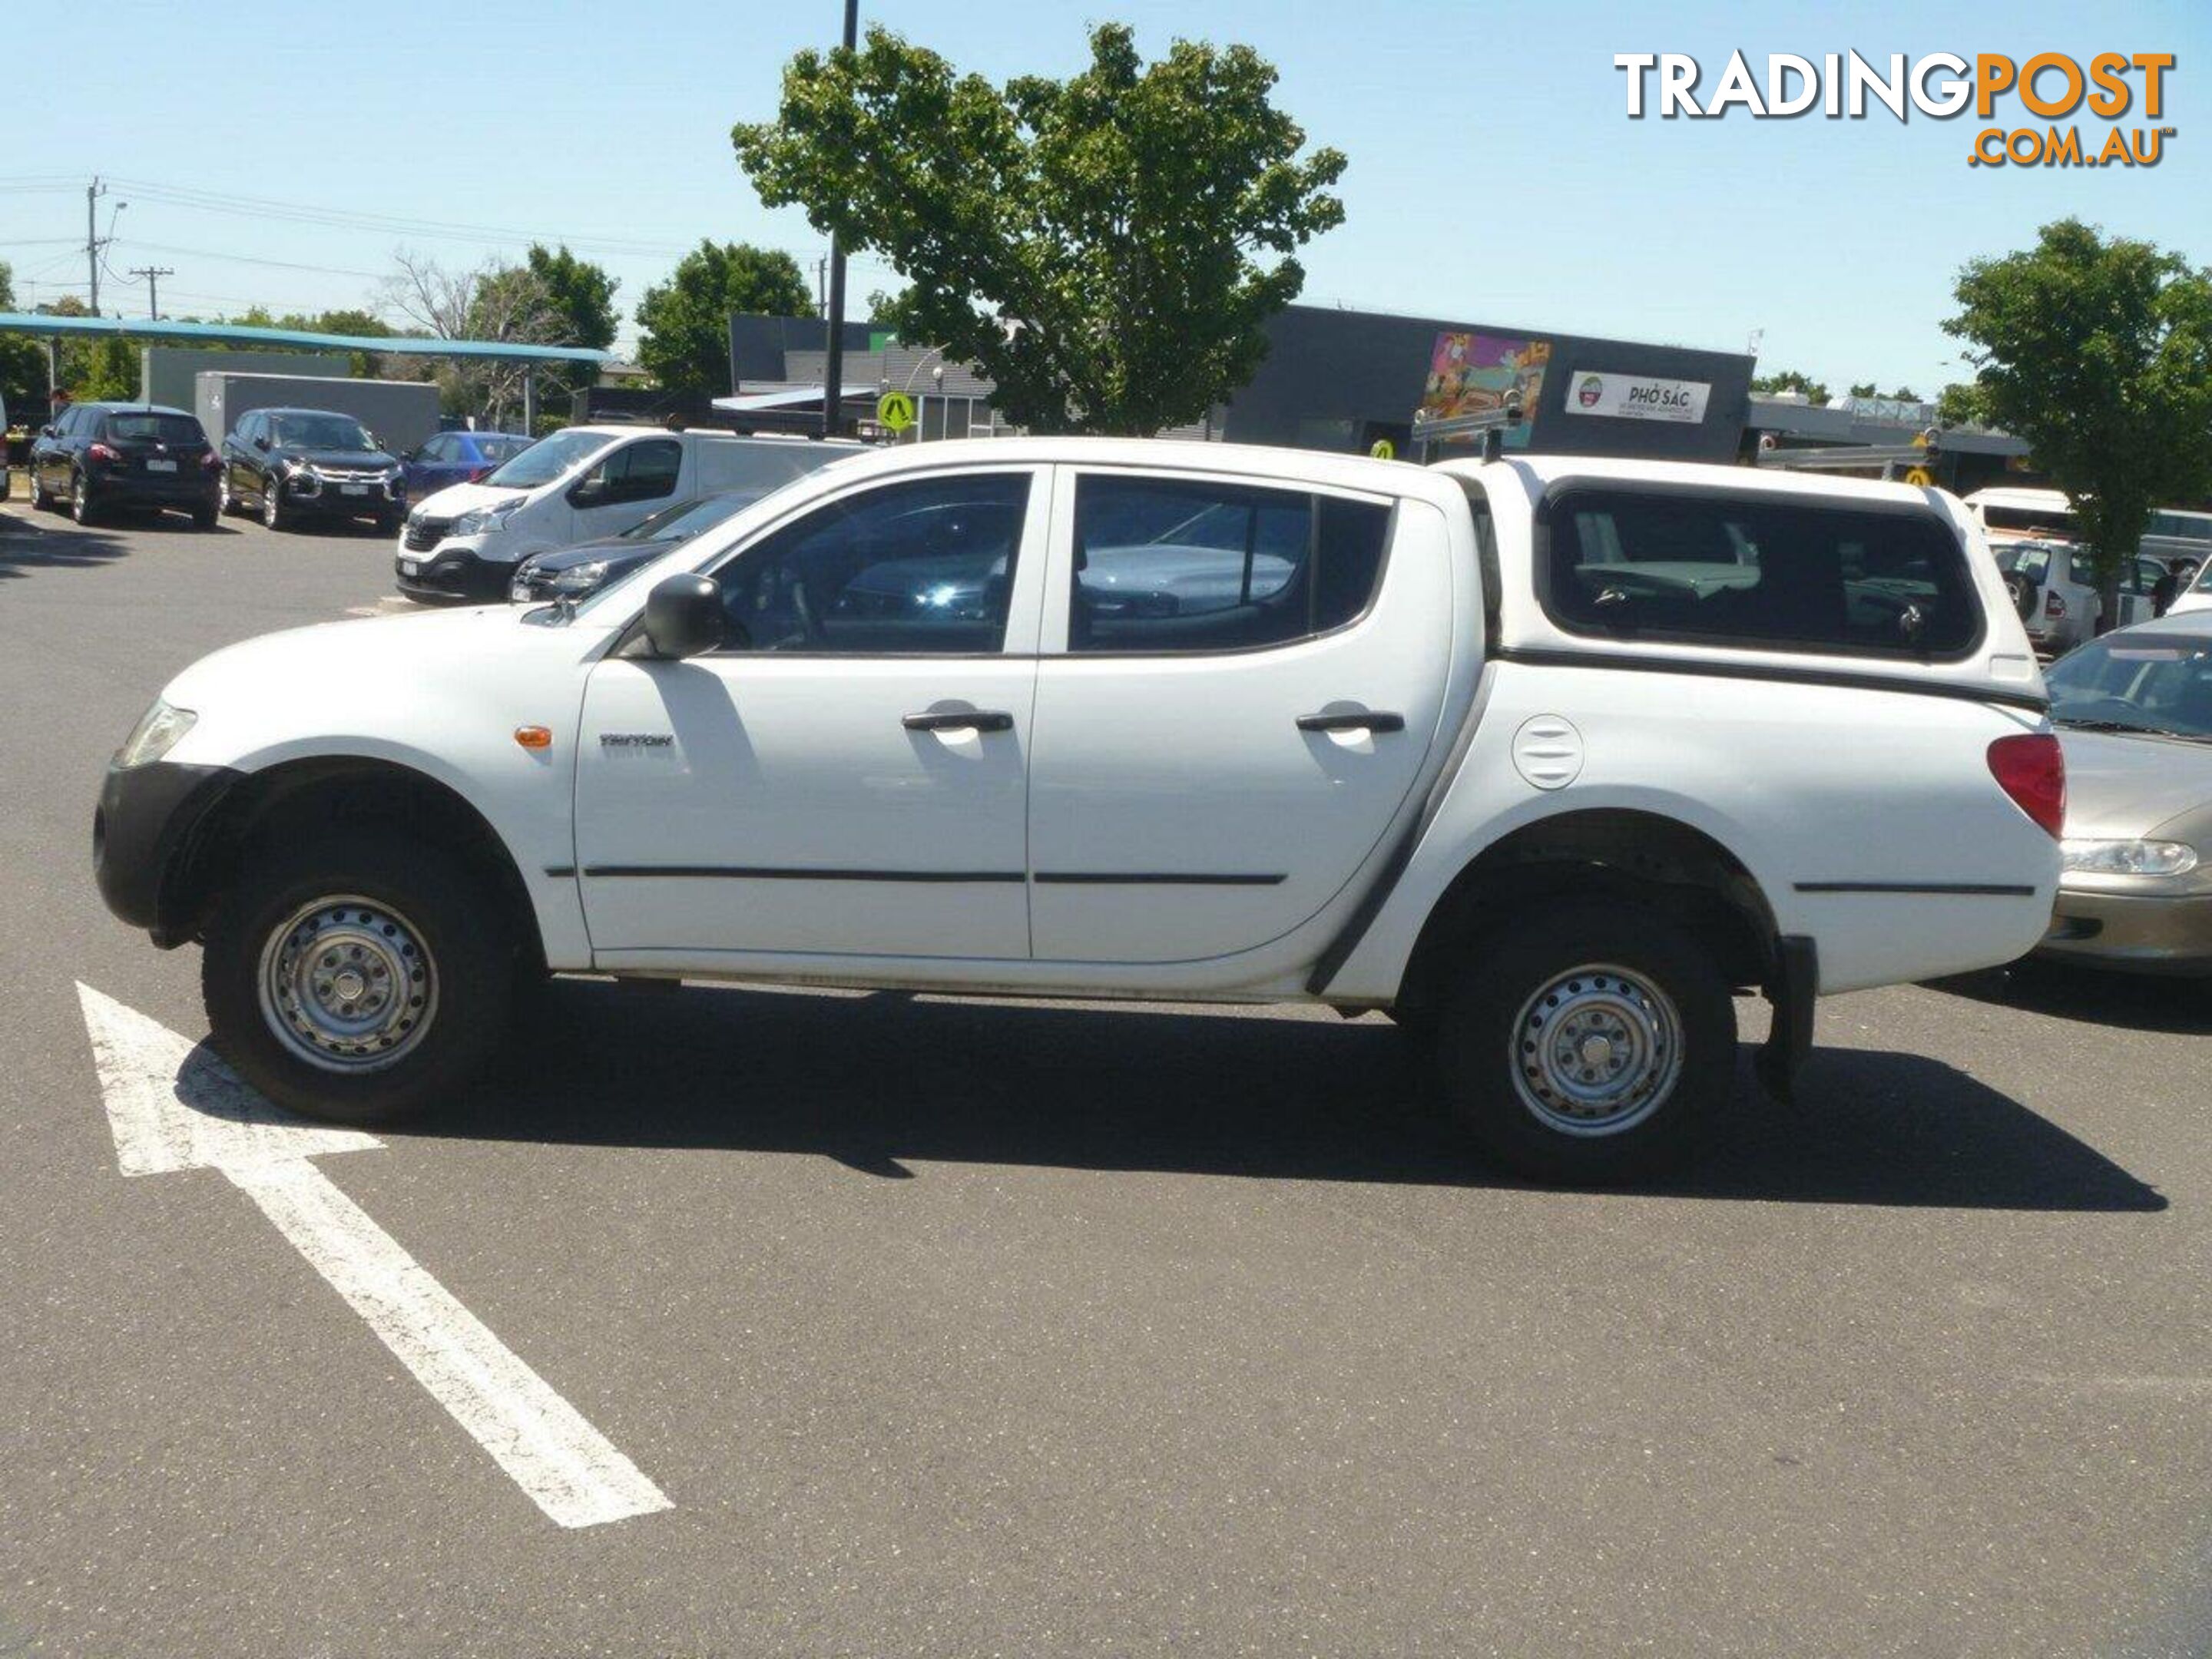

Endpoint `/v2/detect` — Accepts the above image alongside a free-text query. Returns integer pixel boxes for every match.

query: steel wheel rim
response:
[262,483,280,526]
[256,895,438,1073]
[72,475,87,518]
[1510,962,1684,1137]
[218,474,231,512]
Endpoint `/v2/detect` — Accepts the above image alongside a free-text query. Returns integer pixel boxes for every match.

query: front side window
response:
[584,439,682,505]
[1068,475,1390,654]
[710,472,1031,654]
[1542,488,1981,658]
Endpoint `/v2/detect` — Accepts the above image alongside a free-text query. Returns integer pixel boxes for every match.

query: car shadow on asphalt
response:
[0,515,132,576]
[1925,959,2212,1037]
[402,979,2165,1214]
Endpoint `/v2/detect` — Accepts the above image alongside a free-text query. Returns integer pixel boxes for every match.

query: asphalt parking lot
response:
[2,487,2207,1657]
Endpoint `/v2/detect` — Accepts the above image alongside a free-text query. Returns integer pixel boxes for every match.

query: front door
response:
[568,436,684,545]
[574,464,1050,964]
[1025,466,1452,964]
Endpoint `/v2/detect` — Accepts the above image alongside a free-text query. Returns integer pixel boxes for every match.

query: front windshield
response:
[484,428,611,489]
[2046,633,2212,740]
[269,413,373,451]
[617,492,763,543]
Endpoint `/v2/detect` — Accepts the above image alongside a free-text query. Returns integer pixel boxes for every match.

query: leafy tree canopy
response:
[1751,369,1830,405]
[733,22,1347,435]
[1947,217,2212,604]
[634,240,811,396]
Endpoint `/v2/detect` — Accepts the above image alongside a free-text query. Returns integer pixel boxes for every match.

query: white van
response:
[395,426,864,601]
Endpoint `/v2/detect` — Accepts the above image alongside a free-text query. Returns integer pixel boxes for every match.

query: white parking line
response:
[75,983,671,1529]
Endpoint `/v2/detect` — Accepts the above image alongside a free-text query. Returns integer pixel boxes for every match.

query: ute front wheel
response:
[1433,902,1736,1183]
[202,833,512,1125]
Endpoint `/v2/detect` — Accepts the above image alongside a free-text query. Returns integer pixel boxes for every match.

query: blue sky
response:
[3,0,2204,394]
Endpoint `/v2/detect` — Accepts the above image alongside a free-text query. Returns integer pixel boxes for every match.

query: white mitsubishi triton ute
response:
[94,439,2063,1181]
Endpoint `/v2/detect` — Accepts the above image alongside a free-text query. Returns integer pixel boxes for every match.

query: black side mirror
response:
[568,476,607,507]
[253,434,270,451]
[641,574,724,659]
[40,424,55,438]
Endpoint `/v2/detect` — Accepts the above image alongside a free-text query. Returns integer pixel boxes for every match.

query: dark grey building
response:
[724,303,1758,460]
[1224,305,1756,462]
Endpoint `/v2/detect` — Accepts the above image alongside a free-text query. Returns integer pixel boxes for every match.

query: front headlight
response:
[2060,838,2201,876]
[455,501,520,536]
[115,699,197,769]
[549,561,611,594]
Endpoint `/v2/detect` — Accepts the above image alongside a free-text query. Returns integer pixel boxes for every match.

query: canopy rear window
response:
[1539,487,1982,661]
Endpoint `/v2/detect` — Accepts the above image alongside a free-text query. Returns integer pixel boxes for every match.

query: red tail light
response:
[87,442,121,464]
[2044,590,2066,618]
[200,449,222,472]
[1988,733,2065,838]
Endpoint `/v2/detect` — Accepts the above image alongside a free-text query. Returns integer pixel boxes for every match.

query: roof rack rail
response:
[1411,392,1525,463]
[1754,426,1945,482]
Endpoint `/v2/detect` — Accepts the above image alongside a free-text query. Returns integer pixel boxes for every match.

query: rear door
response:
[1024,466,1452,963]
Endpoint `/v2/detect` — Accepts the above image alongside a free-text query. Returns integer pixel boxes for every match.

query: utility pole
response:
[820,0,859,439]
[86,177,106,314]
[127,266,174,320]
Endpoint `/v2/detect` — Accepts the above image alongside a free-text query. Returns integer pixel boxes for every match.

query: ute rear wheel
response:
[71,471,101,525]
[202,833,513,1125]
[1433,902,1735,1183]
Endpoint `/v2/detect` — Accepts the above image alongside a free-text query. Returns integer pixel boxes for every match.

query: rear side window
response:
[102,412,206,446]
[1541,488,1982,658]
[1070,475,1390,654]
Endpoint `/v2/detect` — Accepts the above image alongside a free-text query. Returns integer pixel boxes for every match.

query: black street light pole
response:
[820,0,859,439]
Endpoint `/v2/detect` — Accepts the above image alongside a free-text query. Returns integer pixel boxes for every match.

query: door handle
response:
[903,710,1015,733]
[1296,710,1405,733]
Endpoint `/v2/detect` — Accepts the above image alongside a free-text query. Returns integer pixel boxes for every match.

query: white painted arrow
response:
[75,983,671,1530]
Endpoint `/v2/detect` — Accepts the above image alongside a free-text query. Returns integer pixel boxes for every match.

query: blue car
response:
[399,430,535,502]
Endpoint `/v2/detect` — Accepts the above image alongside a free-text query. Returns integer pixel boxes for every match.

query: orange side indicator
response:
[514,726,553,750]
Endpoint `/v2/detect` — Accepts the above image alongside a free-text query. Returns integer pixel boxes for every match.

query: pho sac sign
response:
[1565,372,1710,425]
[1613,51,2177,170]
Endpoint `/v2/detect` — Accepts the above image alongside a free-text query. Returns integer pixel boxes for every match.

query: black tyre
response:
[1432,901,1735,1183]
[217,472,238,516]
[70,470,101,525]
[27,465,51,511]
[201,833,514,1125]
[190,502,219,530]
[375,511,402,537]
[260,475,286,531]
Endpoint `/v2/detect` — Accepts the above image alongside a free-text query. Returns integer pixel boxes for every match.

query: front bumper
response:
[282,472,404,518]
[2035,886,2212,976]
[93,760,243,943]
[395,536,512,601]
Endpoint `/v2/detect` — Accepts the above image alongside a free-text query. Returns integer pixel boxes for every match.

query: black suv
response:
[220,408,406,532]
[26,402,221,527]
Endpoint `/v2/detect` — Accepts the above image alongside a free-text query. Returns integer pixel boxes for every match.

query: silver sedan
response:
[2036,617,2212,976]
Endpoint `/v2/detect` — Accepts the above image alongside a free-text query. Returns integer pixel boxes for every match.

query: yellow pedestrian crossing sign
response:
[1904,466,1933,487]
[877,391,917,433]
[1369,438,1396,461]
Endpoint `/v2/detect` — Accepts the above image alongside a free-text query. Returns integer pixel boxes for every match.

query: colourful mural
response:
[1420,333,1551,449]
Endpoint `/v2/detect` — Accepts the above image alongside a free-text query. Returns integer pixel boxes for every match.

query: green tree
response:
[733,22,1347,435]
[1751,369,1831,405]
[1936,381,1993,428]
[1848,381,1877,400]
[634,240,810,396]
[1947,218,2212,625]
[0,262,51,416]
[526,243,619,412]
